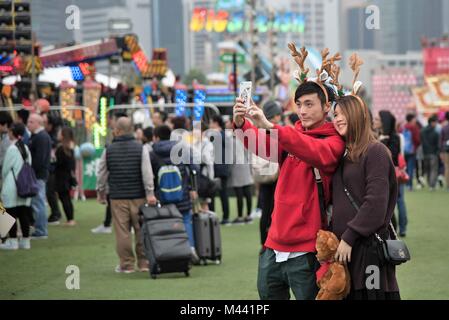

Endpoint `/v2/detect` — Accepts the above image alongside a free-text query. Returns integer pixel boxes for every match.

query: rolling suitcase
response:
[193,211,222,265]
[140,203,192,279]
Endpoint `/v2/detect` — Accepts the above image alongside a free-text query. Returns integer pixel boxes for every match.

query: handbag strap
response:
[312,167,328,229]
[339,160,397,241]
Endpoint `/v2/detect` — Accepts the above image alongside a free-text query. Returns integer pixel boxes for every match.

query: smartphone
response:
[239,81,252,109]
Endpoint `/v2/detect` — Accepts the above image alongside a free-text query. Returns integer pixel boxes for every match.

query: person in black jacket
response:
[55,127,76,226]
[378,110,407,235]
[27,113,52,239]
[421,114,440,190]
[44,113,63,224]
[209,115,231,225]
[151,125,200,262]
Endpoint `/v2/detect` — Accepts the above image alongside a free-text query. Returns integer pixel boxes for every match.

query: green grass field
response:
[0,189,448,300]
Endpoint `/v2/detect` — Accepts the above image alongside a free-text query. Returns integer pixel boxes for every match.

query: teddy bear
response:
[315,229,351,300]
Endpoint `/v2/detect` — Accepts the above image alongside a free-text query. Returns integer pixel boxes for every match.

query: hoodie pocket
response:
[271,200,308,243]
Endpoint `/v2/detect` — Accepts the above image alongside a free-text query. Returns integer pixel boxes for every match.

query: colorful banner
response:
[82,148,104,190]
[423,47,449,76]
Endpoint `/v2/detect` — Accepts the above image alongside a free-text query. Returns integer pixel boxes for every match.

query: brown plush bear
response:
[315,230,351,300]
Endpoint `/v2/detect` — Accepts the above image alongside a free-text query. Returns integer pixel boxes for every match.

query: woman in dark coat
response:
[55,127,77,226]
[331,95,400,300]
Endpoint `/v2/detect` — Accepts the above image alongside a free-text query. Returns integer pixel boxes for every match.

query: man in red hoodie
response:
[233,81,345,300]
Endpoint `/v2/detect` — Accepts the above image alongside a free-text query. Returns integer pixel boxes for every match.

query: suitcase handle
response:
[144,201,162,208]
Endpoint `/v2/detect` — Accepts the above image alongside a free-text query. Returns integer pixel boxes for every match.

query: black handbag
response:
[340,164,411,266]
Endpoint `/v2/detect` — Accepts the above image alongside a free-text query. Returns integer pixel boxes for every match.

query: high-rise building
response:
[373,0,448,54]
[346,5,375,50]
[31,0,74,46]
[75,0,151,55]
[185,0,216,75]
[151,0,189,76]
[289,0,340,54]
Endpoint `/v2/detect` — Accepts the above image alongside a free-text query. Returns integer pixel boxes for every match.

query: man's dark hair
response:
[429,114,438,125]
[406,113,416,123]
[211,115,225,130]
[17,109,30,124]
[0,111,13,127]
[154,125,171,141]
[47,114,62,129]
[113,111,128,119]
[288,113,300,125]
[445,111,449,122]
[294,82,336,107]
[156,111,168,122]
[143,127,153,142]
[171,116,187,130]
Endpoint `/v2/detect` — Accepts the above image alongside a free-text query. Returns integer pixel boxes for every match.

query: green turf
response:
[0,189,448,300]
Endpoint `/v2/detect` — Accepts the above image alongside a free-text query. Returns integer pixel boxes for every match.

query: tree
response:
[183,69,208,85]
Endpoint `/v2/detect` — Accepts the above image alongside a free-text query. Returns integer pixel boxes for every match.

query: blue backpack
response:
[403,128,414,155]
[152,152,184,204]
[158,164,184,203]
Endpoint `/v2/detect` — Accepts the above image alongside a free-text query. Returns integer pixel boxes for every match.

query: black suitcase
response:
[193,211,222,265]
[140,203,192,279]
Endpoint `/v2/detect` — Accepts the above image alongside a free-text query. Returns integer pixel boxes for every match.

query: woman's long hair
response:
[336,95,377,162]
[379,110,397,136]
[11,123,27,160]
[60,127,74,156]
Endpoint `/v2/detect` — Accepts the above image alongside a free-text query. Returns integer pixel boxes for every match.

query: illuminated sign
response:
[175,84,188,116]
[190,8,305,33]
[193,87,206,121]
[70,65,84,81]
[216,0,245,9]
[0,65,13,72]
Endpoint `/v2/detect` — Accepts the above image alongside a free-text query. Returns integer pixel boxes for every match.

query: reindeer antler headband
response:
[288,43,364,101]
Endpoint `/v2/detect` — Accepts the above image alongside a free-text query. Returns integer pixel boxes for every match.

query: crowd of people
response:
[1,79,448,300]
[0,109,76,250]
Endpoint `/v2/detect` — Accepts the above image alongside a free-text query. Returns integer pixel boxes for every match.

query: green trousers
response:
[257,248,320,300]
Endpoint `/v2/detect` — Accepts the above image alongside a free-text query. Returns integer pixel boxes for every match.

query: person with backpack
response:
[151,125,200,262]
[0,111,13,188]
[0,123,33,250]
[403,114,421,191]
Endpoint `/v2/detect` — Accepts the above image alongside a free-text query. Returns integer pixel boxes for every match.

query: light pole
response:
[268,8,277,95]
[248,0,257,85]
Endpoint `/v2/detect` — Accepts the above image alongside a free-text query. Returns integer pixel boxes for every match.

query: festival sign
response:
[190,8,305,34]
